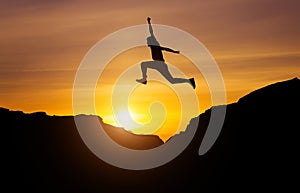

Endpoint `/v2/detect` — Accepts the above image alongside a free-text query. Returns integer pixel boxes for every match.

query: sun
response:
[111,109,149,130]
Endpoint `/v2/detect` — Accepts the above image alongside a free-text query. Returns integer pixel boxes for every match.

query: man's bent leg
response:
[136,61,156,84]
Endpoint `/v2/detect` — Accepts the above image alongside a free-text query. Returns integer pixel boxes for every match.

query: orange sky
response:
[1,0,300,140]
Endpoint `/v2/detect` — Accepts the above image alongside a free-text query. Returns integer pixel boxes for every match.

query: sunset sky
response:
[1,0,300,141]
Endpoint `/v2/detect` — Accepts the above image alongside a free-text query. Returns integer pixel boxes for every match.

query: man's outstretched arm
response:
[147,17,154,37]
[161,47,180,54]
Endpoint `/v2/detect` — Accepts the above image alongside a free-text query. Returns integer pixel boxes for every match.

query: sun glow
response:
[106,110,150,130]
[95,46,206,142]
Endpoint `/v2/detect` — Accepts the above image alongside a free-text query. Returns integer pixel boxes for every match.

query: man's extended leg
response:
[156,61,196,89]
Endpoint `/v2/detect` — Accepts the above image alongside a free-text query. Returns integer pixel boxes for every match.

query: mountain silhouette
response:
[2,77,299,192]
[0,109,163,150]
[100,117,164,149]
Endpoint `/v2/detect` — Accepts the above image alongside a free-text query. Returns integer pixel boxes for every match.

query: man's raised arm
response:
[147,17,154,37]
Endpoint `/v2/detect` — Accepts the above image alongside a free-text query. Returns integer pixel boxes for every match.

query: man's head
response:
[147,36,160,46]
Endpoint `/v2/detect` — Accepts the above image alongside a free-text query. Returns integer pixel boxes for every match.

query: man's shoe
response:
[189,78,196,89]
[136,79,147,84]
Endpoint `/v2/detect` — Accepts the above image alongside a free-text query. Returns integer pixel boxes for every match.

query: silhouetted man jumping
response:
[136,17,196,89]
